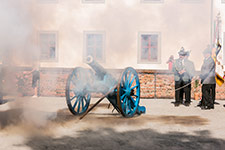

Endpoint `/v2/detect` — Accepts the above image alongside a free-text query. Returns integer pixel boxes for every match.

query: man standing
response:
[182,51,196,106]
[172,47,186,106]
[199,47,216,109]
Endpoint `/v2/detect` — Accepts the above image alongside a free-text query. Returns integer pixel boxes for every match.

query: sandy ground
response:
[0,96,225,150]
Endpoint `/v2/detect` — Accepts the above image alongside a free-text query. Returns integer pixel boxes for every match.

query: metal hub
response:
[125,88,131,96]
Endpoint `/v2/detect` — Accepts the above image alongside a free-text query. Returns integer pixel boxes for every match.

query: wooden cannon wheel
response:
[65,67,92,115]
[117,67,140,117]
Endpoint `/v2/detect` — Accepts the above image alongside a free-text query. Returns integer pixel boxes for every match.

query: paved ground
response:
[0,96,225,150]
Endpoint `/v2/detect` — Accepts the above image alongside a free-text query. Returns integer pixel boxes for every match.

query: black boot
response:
[184,101,190,106]
[197,101,202,107]
[174,102,180,107]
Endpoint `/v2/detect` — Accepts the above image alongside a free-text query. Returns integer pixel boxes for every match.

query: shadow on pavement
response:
[0,107,209,129]
[0,107,222,150]
[0,108,23,128]
[0,98,14,105]
[55,108,209,127]
[25,128,225,150]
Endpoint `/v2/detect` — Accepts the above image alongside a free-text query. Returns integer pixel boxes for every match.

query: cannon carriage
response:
[65,56,145,118]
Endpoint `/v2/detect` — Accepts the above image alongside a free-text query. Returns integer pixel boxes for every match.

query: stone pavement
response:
[0,96,225,150]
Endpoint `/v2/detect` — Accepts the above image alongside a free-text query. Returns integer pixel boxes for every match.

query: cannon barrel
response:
[85,55,117,94]
[86,56,107,80]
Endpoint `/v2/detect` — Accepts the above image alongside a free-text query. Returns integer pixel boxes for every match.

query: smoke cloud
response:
[0,0,55,133]
[0,0,221,136]
[0,0,37,65]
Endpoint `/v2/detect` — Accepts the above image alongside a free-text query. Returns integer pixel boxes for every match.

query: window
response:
[82,0,105,3]
[140,0,163,3]
[138,32,160,63]
[84,31,105,62]
[37,0,58,3]
[180,0,202,3]
[39,32,57,61]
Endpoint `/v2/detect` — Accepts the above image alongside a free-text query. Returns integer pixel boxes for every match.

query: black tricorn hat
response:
[178,47,186,55]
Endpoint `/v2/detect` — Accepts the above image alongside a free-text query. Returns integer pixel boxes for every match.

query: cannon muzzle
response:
[85,55,117,94]
[86,55,107,80]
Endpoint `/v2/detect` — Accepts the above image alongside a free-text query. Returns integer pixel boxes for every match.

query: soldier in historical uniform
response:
[172,47,186,106]
[182,50,196,106]
[199,46,216,109]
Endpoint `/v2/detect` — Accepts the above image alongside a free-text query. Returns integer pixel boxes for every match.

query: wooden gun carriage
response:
[65,56,145,118]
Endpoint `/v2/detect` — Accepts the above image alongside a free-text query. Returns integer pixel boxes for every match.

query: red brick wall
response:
[216,84,225,99]
[139,70,200,99]
[2,67,225,100]
[39,68,71,97]
[1,67,33,96]
[139,73,155,98]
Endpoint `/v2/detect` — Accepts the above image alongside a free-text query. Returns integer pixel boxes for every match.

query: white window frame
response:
[82,0,105,4]
[180,0,202,3]
[83,31,106,63]
[138,32,161,64]
[140,0,164,3]
[38,31,58,62]
[37,0,58,3]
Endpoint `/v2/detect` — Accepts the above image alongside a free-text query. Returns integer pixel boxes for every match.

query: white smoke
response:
[0,0,36,65]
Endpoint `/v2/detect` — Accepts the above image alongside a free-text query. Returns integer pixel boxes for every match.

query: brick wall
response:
[39,68,71,97]
[2,67,225,100]
[139,71,175,98]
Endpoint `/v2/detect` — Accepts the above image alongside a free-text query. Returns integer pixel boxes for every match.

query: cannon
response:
[65,56,146,118]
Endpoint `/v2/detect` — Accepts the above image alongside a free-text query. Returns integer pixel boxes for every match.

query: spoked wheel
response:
[117,67,140,117]
[66,67,91,115]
